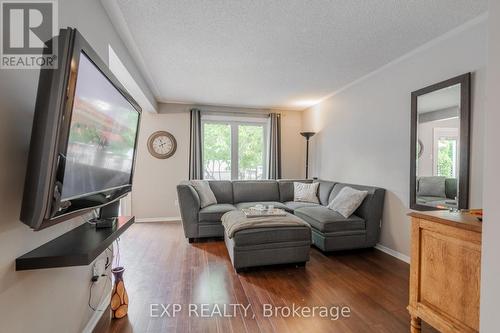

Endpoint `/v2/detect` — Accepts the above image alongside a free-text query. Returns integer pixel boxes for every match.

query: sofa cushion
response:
[209,181,233,203]
[327,186,368,218]
[190,180,217,208]
[417,195,444,203]
[445,178,457,199]
[232,180,279,203]
[234,201,290,212]
[294,206,365,233]
[417,176,446,198]
[285,201,319,211]
[199,204,237,222]
[277,179,312,202]
[328,183,380,216]
[232,226,311,247]
[417,196,457,206]
[294,182,319,203]
[314,180,336,206]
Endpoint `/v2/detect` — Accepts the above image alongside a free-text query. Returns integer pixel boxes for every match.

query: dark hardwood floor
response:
[94,222,437,333]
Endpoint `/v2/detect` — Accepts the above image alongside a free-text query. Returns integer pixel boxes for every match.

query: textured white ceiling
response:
[110,0,487,110]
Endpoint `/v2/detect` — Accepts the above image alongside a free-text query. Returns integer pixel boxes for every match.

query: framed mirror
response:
[410,73,471,211]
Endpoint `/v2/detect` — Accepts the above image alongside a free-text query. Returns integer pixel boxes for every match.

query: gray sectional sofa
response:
[416,176,457,208]
[176,179,385,252]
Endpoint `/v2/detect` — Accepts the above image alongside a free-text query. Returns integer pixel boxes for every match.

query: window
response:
[202,115,268,180]
[433,128,459,178]
[202,122,232,180]
[436,139,457,178]
[238,124,266,180]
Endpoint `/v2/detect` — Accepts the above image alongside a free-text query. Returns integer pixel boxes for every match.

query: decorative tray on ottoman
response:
[241,207,287,218]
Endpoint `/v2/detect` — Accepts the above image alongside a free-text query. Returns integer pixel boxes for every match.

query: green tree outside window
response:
[437,139,456,178]
[203,123,231,179]
[203,122,266,180]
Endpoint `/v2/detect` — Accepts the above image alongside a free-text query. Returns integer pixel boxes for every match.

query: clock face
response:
[152,135,172,154]
[147,131,177,159]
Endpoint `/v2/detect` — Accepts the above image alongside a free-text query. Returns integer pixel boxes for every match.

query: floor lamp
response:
[300,132,316,179]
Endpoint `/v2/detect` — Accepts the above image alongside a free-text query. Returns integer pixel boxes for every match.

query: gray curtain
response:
[268,113,282,179]
[189,108,202,180]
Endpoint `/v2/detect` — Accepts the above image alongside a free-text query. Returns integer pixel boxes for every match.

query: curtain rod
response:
[200,110,280,117]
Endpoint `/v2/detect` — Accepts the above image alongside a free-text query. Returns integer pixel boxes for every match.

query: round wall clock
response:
[417,139,424,159]
[147,131,177,159]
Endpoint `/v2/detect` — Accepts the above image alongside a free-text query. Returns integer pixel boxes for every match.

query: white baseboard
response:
[82,291,111,333]
[374,244,410,264]
[135,216,181,223]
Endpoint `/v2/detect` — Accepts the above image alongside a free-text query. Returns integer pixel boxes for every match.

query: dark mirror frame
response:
[410,73,471,211]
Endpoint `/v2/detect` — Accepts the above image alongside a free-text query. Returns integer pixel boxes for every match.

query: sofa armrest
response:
[176,182,201,238]
[356,188,386,247]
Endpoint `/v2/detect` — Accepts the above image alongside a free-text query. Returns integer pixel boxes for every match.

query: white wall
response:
[132,109,190,219]
[302,17,487,256]
[132,103,305,219]
[280,111,306,179]
[480,1,500,331]
[0,0,155,332]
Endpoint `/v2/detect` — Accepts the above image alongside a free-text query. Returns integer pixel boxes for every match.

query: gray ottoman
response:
[222,211,311,272]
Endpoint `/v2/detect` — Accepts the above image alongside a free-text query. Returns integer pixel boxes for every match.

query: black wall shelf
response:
[16,216,135,271]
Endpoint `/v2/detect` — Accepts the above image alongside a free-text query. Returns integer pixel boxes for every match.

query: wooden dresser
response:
[407,211,482,333]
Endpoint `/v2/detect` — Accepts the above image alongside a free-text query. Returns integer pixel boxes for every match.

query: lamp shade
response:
[300,132,316,139]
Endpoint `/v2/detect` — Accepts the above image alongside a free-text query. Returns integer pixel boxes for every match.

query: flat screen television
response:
[20,28,141,230]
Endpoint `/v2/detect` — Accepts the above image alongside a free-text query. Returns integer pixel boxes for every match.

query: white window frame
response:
[201,114,269,180]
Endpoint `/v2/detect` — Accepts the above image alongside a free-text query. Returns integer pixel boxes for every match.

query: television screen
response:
[61,52,140,201]
[20,28,142,230]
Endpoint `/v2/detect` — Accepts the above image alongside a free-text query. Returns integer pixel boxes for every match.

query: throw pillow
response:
[294,182,319,203]
[190,180,217,208]
[417,176,446,198]
[328,186,368,218]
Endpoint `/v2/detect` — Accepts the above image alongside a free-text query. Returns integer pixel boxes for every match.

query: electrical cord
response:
[105,246,113,270]
[114,238,121,268]
[88,274,111,311]
[88,238,122,311]
[88,244,114,311]
[86,209,100,226]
